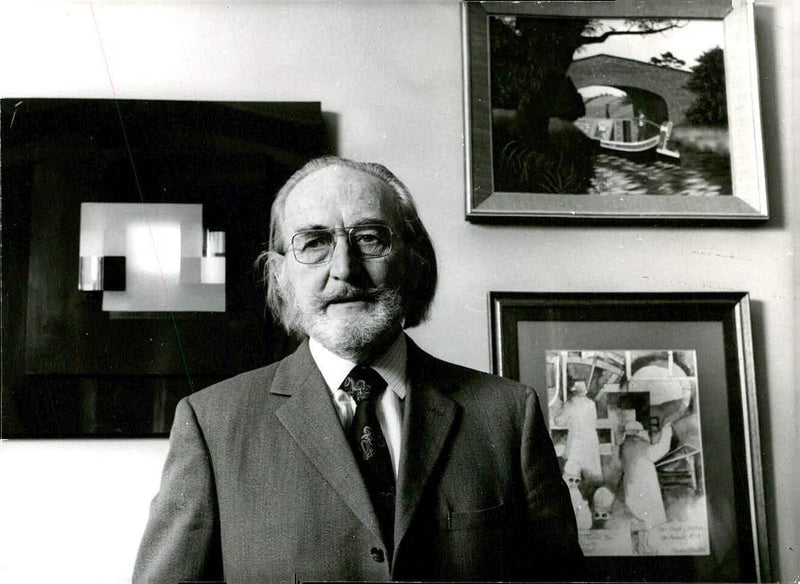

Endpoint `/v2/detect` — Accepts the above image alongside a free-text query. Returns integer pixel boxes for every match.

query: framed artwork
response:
[463,0,767,222]
[1,98,326,437]
[489,292,769,582]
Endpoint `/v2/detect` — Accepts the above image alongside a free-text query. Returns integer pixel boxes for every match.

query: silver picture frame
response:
[463,0,768,222]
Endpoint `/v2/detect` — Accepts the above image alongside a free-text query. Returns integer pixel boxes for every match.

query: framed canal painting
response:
[489,292,770,582]
[463,0,768,222]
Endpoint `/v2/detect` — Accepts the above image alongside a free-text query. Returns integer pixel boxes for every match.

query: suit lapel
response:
[394,340,459,552]
[273,341,382,540]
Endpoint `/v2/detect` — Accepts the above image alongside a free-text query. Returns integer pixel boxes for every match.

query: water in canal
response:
[586,148,732,196]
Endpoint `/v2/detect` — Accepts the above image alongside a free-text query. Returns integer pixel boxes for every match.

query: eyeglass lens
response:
[291,225,392,264]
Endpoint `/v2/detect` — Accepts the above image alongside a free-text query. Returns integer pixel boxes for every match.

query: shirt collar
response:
[309,335,407,400]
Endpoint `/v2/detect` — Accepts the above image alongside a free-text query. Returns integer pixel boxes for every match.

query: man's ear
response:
[267,251,288,289]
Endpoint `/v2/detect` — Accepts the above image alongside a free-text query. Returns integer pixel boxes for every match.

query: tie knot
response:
[341,365,387,403]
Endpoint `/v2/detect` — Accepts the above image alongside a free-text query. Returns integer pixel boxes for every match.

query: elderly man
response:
[133,157,583,583]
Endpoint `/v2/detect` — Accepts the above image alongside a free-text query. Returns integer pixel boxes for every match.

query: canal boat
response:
[574,115,681,164]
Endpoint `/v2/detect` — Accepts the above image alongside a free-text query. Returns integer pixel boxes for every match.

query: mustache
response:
[315,284,385,307]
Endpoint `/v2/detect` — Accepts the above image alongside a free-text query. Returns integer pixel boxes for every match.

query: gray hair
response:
[256,156,437,330]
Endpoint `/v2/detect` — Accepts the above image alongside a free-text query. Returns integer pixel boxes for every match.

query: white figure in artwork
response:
[554,381,602,482]
[591,486,615,529]
[619,420,673,554]
[562,460,593,531]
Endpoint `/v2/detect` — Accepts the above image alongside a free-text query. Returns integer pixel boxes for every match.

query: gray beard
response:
[280,282,405,362]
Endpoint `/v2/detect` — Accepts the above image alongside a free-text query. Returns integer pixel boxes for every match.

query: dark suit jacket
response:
[133,338,583,583]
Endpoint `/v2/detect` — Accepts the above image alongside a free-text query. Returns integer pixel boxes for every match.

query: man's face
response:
[278,165,409,358]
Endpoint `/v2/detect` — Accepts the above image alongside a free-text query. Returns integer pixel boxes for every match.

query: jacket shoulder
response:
[184,359,283,414]
[411,342,535,406]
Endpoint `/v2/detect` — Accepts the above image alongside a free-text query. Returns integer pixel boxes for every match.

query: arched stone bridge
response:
[568,55,694,125]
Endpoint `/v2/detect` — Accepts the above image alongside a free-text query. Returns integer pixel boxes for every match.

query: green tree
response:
[685,47,727,125]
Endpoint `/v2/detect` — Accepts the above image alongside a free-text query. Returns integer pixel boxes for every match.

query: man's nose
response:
[329,234,358,280]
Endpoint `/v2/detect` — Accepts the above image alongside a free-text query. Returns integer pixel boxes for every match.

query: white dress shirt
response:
[309,335,407,478]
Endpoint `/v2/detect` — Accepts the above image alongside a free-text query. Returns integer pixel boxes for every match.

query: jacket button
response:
[370,547,385,563]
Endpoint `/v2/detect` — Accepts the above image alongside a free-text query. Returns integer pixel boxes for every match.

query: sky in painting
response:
[575,19,725,70]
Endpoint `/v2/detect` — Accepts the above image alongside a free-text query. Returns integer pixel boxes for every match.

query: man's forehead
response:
[283,165,397,223]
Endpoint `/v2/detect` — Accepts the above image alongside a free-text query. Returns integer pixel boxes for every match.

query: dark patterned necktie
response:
[341,365,395,553]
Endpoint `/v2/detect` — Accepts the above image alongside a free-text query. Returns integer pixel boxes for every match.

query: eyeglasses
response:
[289,224,393,265]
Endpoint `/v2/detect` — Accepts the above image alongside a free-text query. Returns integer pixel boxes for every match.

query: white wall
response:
[0,1,796,582]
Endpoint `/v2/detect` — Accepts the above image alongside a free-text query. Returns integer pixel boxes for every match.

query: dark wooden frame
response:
[489,291,770,582]
[463,0,767,222]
